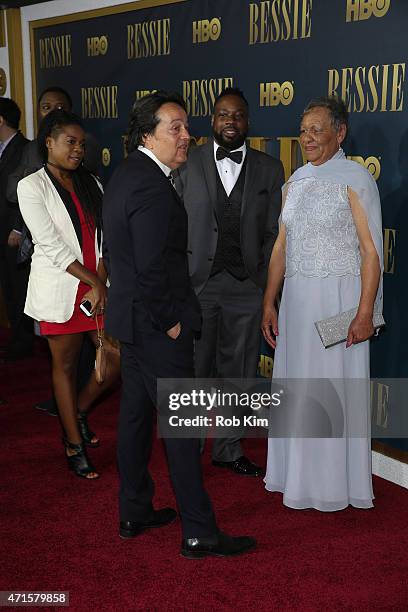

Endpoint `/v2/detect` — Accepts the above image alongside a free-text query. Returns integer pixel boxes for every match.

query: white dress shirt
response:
[138,145,172,177]
[213,141,246,197]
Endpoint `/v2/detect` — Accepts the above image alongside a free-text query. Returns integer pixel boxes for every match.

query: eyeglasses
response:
[299,127,328,138]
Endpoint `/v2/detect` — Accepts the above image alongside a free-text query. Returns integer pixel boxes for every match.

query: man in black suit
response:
[176,88,285,476]
[0,97,31,359]
[103,91,255,558]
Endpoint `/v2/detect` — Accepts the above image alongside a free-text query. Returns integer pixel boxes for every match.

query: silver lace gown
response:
[264,177,374,511]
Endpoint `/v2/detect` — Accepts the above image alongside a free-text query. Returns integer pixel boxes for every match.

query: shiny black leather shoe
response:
[33,399,58,416]
[181,531,256,559]
[212,455,264,477]
[119,508,177,539]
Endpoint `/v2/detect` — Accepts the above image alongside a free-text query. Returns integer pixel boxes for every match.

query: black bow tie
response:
[216,147,243,164]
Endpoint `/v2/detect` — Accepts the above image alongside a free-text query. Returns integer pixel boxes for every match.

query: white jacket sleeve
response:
[17,176,78,271]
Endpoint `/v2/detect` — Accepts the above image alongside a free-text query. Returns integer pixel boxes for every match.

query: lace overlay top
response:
[282,178,361,278]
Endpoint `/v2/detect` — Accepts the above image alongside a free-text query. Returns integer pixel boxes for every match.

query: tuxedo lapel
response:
[199,141,219,221]
[241,148,259,218]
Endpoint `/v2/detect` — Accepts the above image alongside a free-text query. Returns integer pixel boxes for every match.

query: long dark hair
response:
[37,109,102,233]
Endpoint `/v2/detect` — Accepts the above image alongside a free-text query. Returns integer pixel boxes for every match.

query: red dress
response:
[40,192,99,335]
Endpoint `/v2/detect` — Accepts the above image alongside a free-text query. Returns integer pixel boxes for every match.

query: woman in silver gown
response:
[262,97,383,511]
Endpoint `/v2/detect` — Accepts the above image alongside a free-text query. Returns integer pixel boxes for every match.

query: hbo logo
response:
[346,0,391,22]
[348,156,381,181]
[192,18,221,44]
[87,35,108,57]
[260,82,294,107]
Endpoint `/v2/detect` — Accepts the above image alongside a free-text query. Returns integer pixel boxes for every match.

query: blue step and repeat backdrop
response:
[30,0,407,453]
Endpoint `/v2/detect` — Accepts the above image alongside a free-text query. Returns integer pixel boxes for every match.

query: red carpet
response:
[1,335,408,611]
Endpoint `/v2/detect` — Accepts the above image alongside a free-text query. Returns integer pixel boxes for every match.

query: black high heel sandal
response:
[63,438,99,479]
[77,412,100,448]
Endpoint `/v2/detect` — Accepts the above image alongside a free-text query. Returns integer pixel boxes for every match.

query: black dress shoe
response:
[181,531,256,559]
[119,508,177,539]
[34,399,58,417]
[212,455,264,477]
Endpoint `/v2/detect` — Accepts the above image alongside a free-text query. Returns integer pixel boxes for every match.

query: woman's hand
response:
[262,303,279,349]
[346,313,374,348]
[82,278,107,316]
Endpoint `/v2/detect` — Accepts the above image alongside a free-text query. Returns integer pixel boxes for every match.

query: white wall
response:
[0,12,10,98]
[21,0,142,137]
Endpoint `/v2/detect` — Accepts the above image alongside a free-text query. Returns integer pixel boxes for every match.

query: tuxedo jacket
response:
[0,131,28,242]
[175,139,285,294]
[17,168,102,322]
[103,150,201,344]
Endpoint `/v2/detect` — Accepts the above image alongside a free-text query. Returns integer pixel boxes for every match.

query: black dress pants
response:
[195,271,264,462]
[118,326,217,539]
[0,242,33,355]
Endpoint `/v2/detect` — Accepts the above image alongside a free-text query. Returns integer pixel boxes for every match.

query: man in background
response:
[0,97,30,360]
[176,87,285,476]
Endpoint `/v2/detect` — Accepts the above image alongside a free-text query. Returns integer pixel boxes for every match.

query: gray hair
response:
[302,96,348,131]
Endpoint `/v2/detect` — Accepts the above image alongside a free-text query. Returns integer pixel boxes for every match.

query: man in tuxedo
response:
[0,97,31,360]
[103,91,255,558]
[175,88,285,476]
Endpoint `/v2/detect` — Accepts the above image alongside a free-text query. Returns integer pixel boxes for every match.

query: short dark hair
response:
[302,96,348,130]
[0,97,21,130]
[38,86,73,110]
[213,87,249,112]
[127,90,187,154]
[37,109,83,161]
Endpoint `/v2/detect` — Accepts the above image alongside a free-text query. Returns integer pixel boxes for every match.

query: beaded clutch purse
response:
[315,308,385,348]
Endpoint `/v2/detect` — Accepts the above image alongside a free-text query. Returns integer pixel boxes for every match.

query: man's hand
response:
[7,230,22,248]
[167,322,181,340]
[261,304,279,349]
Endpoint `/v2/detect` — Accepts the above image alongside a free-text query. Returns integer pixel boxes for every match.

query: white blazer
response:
[17,168,102,322]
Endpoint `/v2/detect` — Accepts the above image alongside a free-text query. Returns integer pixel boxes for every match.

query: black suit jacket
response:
[175,139,285,294]
[0,132,29,243]
[103,150,201,344]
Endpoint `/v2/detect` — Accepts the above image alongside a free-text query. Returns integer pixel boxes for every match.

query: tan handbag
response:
[95,315,107,384]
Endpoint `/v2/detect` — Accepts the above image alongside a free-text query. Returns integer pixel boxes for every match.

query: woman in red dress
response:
[18,110,120,479]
